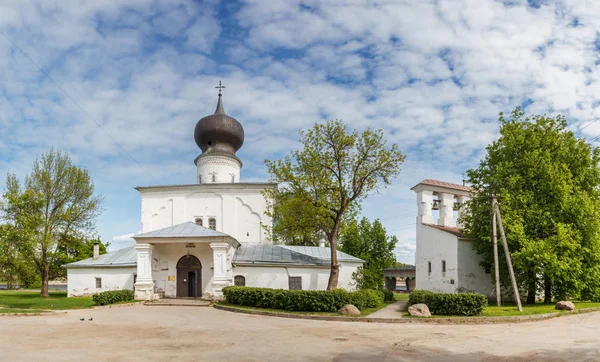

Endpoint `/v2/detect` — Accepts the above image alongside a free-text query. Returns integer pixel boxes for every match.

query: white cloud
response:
[109,233,136,251]
[1,0,600,265]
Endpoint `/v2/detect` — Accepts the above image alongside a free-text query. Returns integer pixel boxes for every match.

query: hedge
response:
[408,290,487,316]
[222,286,384,312]
[92,290,134,306]
[381,289,395,302]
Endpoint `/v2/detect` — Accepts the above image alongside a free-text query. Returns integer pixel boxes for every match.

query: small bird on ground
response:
[80,318,84,321]
[88,318,93,321]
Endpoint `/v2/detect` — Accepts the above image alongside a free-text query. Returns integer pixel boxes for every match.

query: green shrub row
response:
[408,290,488,316]
[92,290,134,306]
[222,286,384,312]
[381,289,395,302]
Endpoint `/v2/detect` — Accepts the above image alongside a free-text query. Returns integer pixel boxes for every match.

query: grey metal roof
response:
[233,244,364,266]
[135,182,277,191]
[133,222,234,240]
[62,246,137,269]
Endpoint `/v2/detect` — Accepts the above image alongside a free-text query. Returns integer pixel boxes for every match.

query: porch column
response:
[134,243,155,300]
[210,242,229,296]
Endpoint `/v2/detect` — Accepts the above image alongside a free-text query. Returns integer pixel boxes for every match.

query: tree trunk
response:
[326,214,343,290]
[544,275,552,304]
[526,274,536,304]
[41,267,49,298]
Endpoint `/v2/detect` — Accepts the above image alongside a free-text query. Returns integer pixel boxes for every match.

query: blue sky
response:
[1,0,600,264]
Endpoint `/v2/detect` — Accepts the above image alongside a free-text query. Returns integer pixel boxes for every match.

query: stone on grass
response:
[338,304,361,316]
[408,303,431,317]
[555,301,575,311]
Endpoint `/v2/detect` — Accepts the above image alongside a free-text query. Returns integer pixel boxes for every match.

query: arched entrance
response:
[176,255,202,298]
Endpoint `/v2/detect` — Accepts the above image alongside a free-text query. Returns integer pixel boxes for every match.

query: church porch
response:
[132,222,238,301]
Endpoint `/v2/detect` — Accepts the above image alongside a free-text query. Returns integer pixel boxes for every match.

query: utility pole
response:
[493,198,523,312]
[492,199,501,307]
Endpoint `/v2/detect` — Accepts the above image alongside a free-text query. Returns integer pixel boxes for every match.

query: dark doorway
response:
[176,255,202,298]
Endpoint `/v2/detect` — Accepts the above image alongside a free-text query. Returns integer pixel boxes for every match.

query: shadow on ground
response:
[323,344,600,362]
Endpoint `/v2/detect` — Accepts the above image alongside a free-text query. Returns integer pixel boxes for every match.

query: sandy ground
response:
[1,305,599,361]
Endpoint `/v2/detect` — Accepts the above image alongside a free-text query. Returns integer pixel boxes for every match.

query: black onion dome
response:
[194,95,244,155]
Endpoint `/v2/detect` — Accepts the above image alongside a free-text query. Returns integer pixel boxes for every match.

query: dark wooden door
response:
[176,255,202,298]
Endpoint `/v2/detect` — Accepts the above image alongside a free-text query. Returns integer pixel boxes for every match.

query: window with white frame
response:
[95,277,102,289]
[234,275,246,286]
[288,276,302,290]
[208,217,216,230]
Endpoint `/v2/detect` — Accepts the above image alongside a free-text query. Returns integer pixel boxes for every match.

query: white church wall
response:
[415,224,459,293]
[151,243,215,297]
[232,261,361,291]
[67,267,136,297]
[457,239,494,297]
[139,184,274,244]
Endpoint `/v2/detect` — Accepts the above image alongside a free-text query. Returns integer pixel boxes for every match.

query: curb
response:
[143,302,212,307]
[91,301,143,310]
[213,304,600,324]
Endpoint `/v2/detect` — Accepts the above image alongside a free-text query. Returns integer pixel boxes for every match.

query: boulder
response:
[555,301,575,311]
[408,303,431,317]
[338,304,361,316]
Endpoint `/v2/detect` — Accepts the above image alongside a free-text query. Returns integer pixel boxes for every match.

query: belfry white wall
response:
[457,239,494,297]
[66,267,136,297]
[232,261,361,291]
[415,224,459,293]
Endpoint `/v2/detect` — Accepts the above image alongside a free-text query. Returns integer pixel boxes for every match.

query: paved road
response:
[1,305,599,361]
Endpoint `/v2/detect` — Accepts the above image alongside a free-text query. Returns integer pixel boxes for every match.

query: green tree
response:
[53,235,109,279]
[340,217,398,290]
[0,149,104,297]
[265,120,405,289]
[463,108,600,303]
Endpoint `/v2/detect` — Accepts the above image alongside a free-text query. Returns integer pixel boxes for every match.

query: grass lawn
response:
[218,298,398,317]
[394,292,410,301]
[0,290,94,312]
[480,301,600,317]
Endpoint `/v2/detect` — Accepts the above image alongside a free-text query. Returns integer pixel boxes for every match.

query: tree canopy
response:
[340,217,397,290]
[264,119,405,289]
[0,149,104,296]
[462,108,600,303]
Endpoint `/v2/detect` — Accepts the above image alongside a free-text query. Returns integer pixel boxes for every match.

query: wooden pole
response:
[492,201,501,307]
[493,199,523,312]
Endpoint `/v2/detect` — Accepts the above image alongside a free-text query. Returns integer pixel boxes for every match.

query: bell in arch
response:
[432,200,440,210]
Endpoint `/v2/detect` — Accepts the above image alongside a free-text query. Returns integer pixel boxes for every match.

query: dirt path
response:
[1,305,599,361]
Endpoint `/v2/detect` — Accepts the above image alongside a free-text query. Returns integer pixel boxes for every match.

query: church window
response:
[95,277,102,289]
[428,261,432,274]
[288,276,302,290]
[198,175,202,183]
[231,174,235,183]
[212,173,216,183]
[442,260,446,274]
[195,217,203,226]
[208,217,216,230]
[234,275,246,286]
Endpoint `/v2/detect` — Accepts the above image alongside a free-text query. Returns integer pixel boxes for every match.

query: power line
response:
[580,117,600,132]
[0,29,160,185]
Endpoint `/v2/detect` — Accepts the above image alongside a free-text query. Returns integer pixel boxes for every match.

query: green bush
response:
[381,289,395,302]
[222,286,384,312]
[408,290,487,316]
[92,290,134,306]
[408,290,434,305]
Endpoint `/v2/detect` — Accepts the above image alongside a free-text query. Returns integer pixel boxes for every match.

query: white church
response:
[64,87,363,299]
[412,179,493,297]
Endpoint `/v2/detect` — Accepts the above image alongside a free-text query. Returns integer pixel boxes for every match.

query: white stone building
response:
[412,179,493,297]
[64,89,363,299]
